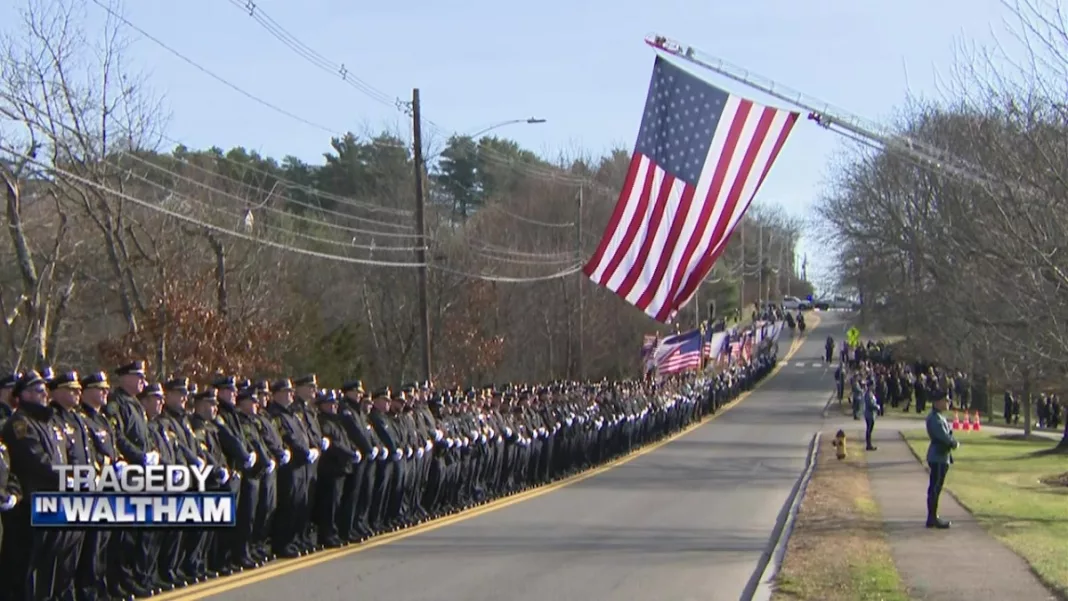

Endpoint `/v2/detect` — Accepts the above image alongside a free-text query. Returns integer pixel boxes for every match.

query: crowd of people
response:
[0,342,780,601]
[830,338,1065,433]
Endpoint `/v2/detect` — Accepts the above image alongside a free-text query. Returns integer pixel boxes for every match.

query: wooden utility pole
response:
[411,88,432,383]
[576,187,585,381]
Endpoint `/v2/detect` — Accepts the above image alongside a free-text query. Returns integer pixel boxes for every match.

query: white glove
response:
[307,448,321,463]
[217,466,231,485]
[353,450,362,463]
[266,459,276,474]
[144,451,160,466]
[416,447,425,459]
[0,495,18,511]
[114,461,128,477]
[194,457,205,469]
[370,447,379,460]
[321,437,330,451]
[446,438,455,449]
[406,446,413,459]
[171,470,183,485]
[281,449,292,465]
[433,429,443,441]
[425,439,433,451]
[479,434,487,444]
[392,448,403,461]
[65,476,75,490]
[244,452,257,469]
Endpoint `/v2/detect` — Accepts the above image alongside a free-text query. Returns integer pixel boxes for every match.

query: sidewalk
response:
[865,429,1058,601]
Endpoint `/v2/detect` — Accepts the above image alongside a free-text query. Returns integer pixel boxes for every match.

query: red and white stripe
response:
[659,348,701,374]
[584,95,798,323]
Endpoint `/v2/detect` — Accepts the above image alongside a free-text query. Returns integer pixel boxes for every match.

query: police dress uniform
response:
[189,395,231,580]
[312,393,355,547]
[925,394,958,529]
[266,382,316,558]
[1,372,85,601]
[76,372,121,601]
[0,434,23,601]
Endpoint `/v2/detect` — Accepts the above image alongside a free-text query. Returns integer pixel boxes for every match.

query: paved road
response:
[175,314,852,601]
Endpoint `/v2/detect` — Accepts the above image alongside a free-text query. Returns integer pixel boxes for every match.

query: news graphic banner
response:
[32,463,236,528]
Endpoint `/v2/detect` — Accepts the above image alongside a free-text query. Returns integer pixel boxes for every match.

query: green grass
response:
[903,430,1068,595]
[849,561,910,601]
[772,439,909,601]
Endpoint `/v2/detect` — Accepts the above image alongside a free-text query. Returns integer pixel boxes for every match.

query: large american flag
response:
[655,330,703,374]
[584,56,798,323]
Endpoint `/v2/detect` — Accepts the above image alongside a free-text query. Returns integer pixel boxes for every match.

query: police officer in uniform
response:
[76,371,122,601]
[188,390,230,581]
[267,379,318,558]
[233,387,271,570]
[139,384,174,594]
[249,381,286,564]
[0,422,22,601]
[104,361,160,598]
[336,381,379,542]
[157,378,205,586]
[925,389,958,529]
[313,391,355,547]
[1,371,85,601]
[292,375,325,552]
[0,373,18,426]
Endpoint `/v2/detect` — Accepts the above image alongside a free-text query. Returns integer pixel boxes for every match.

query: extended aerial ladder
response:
[644,34,1006,193]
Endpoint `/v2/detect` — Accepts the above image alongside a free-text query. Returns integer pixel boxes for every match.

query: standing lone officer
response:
[925,389,959,529]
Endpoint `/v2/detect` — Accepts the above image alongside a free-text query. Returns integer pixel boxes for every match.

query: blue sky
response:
[4,0,1014,290]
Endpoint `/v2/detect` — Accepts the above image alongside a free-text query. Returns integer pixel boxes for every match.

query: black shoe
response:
[926,517,951,529]
[866,446,877,451]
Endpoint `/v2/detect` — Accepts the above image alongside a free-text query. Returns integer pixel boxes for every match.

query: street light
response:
[466,117,547,139]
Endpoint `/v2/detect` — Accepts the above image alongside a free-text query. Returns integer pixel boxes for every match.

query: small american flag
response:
[584,56,798,322]
[655,330,703,374]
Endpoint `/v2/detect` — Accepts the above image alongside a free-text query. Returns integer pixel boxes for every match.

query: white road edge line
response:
[746,431,822,601]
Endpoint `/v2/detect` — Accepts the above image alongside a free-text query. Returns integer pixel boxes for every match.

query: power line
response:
[90,0,409,155]
[0,143,426,268]
[228,1,611,191]
[120,151,422,238]
[1,144,585,282]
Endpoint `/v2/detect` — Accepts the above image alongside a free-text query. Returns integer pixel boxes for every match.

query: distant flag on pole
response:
[583,55,798,323]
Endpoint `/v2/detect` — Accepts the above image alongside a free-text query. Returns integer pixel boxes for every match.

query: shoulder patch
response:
[12,419,28,439]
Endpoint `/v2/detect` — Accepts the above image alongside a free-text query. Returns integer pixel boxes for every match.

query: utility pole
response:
[412,88,432,384]
[576,187,585,381]
[757,223,764,305]
[738,222,746,316]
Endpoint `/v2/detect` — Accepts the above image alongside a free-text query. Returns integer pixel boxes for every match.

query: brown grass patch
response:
[771,432,908,601]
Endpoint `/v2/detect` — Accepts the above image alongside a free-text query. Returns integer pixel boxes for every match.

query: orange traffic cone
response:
[973,410,982,431]
[962,412,972,431]
[952,411,961,430]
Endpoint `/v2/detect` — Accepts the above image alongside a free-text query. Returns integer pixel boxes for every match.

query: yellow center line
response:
[160,316,819,600]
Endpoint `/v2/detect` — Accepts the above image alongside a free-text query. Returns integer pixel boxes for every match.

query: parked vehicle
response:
[782,296,811,311]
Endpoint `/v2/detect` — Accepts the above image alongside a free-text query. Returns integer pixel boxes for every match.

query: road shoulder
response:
[771,428,908,601]
[866,429,1059,601]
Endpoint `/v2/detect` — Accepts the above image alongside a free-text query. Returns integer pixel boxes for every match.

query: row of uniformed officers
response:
[0,347,778,601]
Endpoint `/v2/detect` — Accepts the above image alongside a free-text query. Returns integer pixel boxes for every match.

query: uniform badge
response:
[200,442,208,453]
[63,423,75,436]
[53,425,64,442]
[11,420,27,439]
[108,416,120,430]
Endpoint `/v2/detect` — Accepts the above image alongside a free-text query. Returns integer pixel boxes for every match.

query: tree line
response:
[0,0,811,387]
[815,0,1068,438]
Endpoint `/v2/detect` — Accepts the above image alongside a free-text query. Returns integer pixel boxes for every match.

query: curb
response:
[744,430,822,601]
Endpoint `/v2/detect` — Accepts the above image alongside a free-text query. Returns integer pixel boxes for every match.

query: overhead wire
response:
[84,1,594,274]
[0,143,424,268]
[120,151,422,237]
[1,144,584,281]
[228,0,613,193]
[113,161,425,251]
[157,132,415,218]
